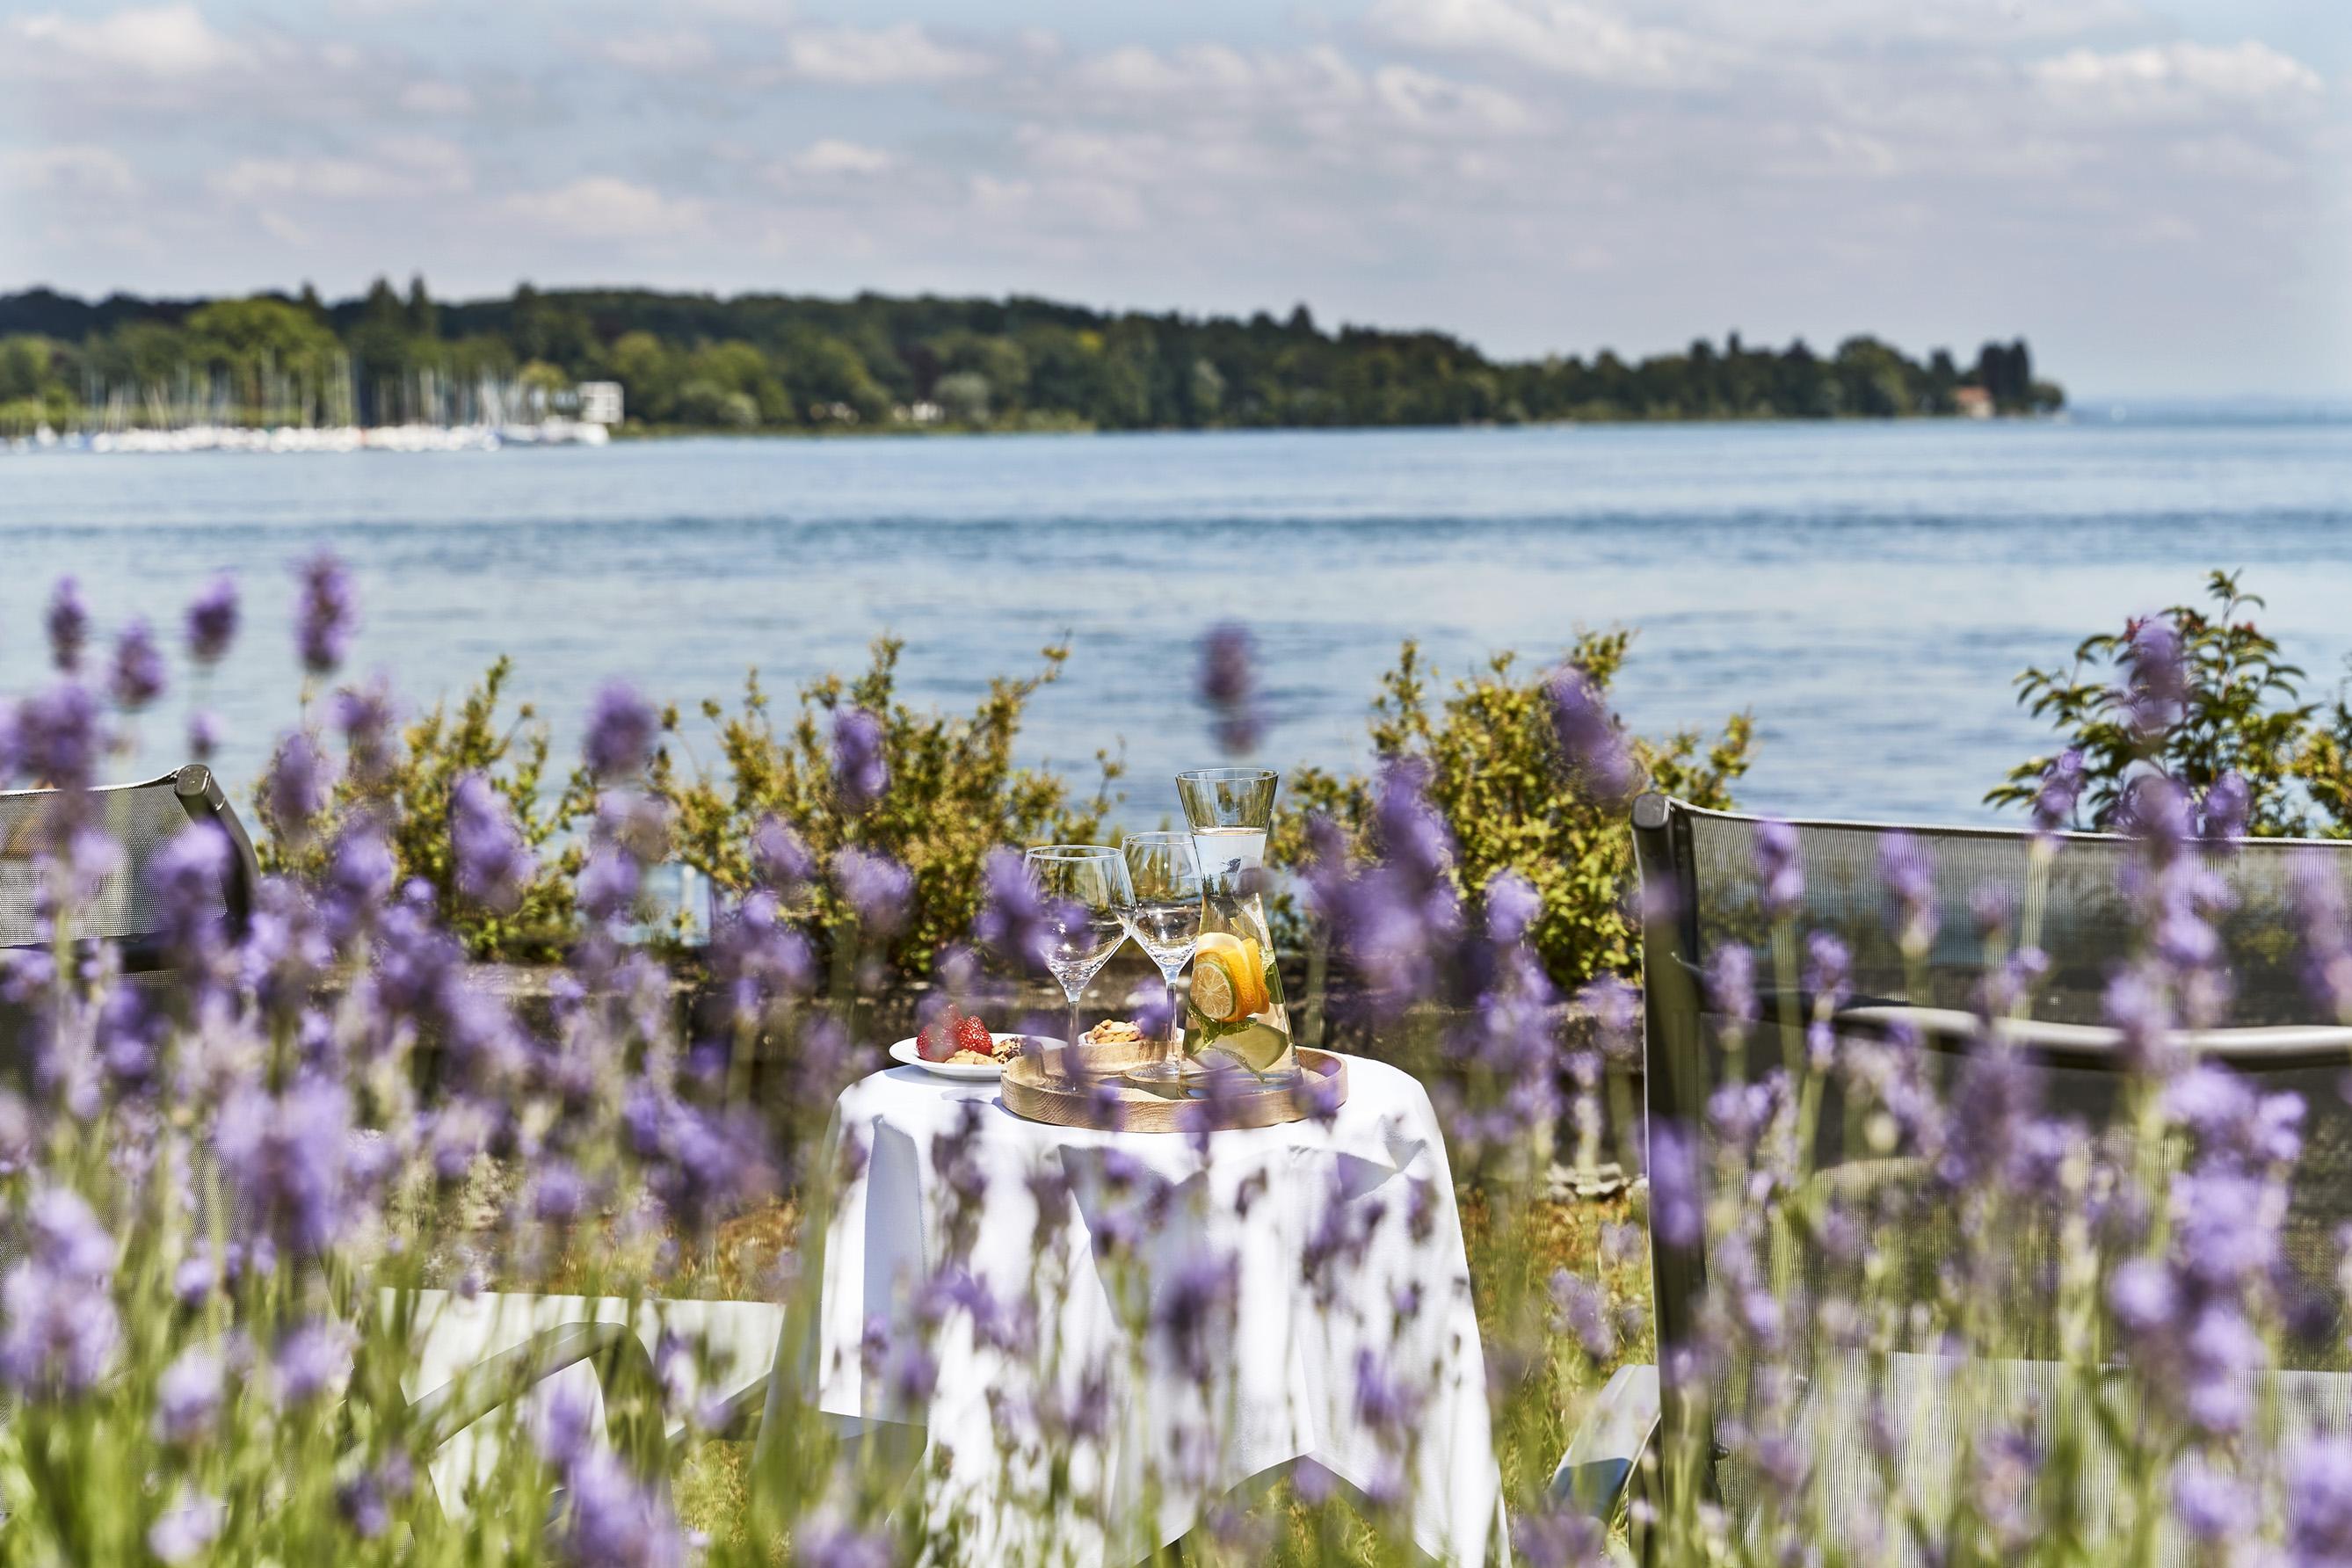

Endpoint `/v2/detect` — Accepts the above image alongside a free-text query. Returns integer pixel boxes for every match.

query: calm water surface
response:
[3,415,2348,826]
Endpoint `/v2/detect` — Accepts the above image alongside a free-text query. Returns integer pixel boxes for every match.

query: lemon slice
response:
[1191,933,1251,1024]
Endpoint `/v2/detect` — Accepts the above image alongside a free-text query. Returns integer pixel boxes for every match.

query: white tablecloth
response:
[814,1055,1502,1564]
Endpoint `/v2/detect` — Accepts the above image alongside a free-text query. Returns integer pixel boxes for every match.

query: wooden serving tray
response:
[1001,1042,1347,1133]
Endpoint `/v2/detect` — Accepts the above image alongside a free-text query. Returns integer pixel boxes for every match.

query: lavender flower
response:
[1154,1250,1239,1386]
[154,1346,223,1442]
[0,1188,120,1396]
[275,1319,356,1405]
[147,1494,222,1564]
[1549,1270,1616,1360]
[831,705,889,812]
[2202,771,2252,841]
[450,773,534,914]
[1545,663,1639,804]
[2123,615,2189,738]
[185,574,239,665]
[1877,831,1935,955]
[539,1391,689,1568]
[833,847,912,937]
[1485,869,1542,945]
[2290,1439,2352,1563]
[1197,622,1262,754]
[1753,819,1803,920]
[584,681,657,780]
[333,679,398,788]
[750,813,813,892]
[44,577,87,671]
[187,708,221,762]
[2033,747,2086,835]
[973,846,1053,970]
[2172,1455,2254,1543]
[795,1519,897,1568]
[265,732,330,841]
[1647,1122,1702,1251]
[108,619,164,709]
[294,550,356,675]
[18,681,99,789]
[1704,942,1756,1029]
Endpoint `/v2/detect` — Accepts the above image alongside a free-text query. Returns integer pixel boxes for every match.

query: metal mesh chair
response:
[1554,791,2352,1557]
[0,764,258,959]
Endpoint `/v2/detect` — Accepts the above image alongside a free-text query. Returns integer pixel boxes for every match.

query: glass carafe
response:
[1176,768,1299,1083]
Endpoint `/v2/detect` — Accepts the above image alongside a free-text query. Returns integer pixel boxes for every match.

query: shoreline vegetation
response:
[1,277,2062,439]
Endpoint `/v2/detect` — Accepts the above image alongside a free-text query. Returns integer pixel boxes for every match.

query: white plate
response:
[887,1033,1055,1080]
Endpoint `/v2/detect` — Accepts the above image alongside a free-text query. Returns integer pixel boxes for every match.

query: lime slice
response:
[1191,955,1240,1023]
[1204,1021,1291,1076]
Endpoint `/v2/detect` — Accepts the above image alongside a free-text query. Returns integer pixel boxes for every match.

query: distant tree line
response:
[0,276,2065,436]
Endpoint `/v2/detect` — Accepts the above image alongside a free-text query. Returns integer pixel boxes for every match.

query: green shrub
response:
[255,657,584,960]
[661,637,1122,978]
[1271,634,1755,987]
[1989,570,2352,836]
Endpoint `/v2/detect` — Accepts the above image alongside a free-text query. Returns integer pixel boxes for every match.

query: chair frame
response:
[1553,789,2352,1541]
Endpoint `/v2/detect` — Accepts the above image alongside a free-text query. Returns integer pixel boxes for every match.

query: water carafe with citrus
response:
[1176,767,1299,1083]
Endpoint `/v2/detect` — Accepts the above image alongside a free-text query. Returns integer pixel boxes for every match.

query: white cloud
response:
[398,80,473,114]
[2033,40,2325,118]
[7,3,244,79]
[786,22,986,84]
[1368,0,1705,87]
[210,136,473,201]
[795,139,897,176]
[1371,64,1531,134]
[0,144,142,197]
[506,176,706,239]
[605,31,718,75]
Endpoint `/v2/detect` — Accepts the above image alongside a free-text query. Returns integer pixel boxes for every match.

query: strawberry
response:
[954,1014,994,1058]
[916,1007,962,1062]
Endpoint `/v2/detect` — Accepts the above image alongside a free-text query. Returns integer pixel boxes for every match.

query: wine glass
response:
[1119,832,1202,1083]
[1024,846,1133,1058]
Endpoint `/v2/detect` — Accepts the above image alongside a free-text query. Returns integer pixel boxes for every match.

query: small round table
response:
[811,1052,1503,1564]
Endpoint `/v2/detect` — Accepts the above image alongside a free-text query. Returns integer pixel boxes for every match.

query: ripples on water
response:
[3,413,2348,826]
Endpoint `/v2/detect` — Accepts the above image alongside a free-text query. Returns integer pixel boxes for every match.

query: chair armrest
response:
[1551,1364,1659,1517]
[409,1321,667,1476]
[1835,1004,2352,1066]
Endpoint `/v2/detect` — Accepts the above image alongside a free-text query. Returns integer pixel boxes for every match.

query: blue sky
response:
[2,0,2345,396]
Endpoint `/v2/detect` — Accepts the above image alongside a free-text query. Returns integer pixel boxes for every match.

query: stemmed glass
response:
[1023,846,1133,1058]
[1118,832,1202,1083]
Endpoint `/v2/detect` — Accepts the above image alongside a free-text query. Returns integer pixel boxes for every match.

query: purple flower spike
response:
[584,681,657,780]
[973,846,1052,971]
[750,813,813,893]
[2123,616,2189,739]
[1198,622,1262,755]
[18,682,100,790]
[2290,1439,2352,1562]
[265,733,330,840]
[450,773,534,915]
[2202,772,2251,842]
[833,847,912,937]
[1646,1122,1702,1250]
[1704,942,1755,1029]
[1545,664,1639,805]
[1753,820,1803,921]
[44,577,87,672]
[831,706,889,812]
[108,620,165,710]
[294,550,356,676]
[154,1347,223,1443]
[1485,870,1542,945]
[2034,747,2086,835]
[1878,831,1935,954]
[185,574,239,665]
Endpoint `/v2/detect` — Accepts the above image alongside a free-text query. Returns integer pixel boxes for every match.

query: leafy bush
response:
[1273,634,1754,987]
[254,657,584,960]
[1990,570,2352,836]
[661,636,1122,978]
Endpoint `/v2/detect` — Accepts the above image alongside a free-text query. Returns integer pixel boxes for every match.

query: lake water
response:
[3,412,2348,828]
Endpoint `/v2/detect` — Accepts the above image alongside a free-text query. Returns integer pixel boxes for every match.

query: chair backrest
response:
[1629,791,2352,1526]
[0,765,261,963]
